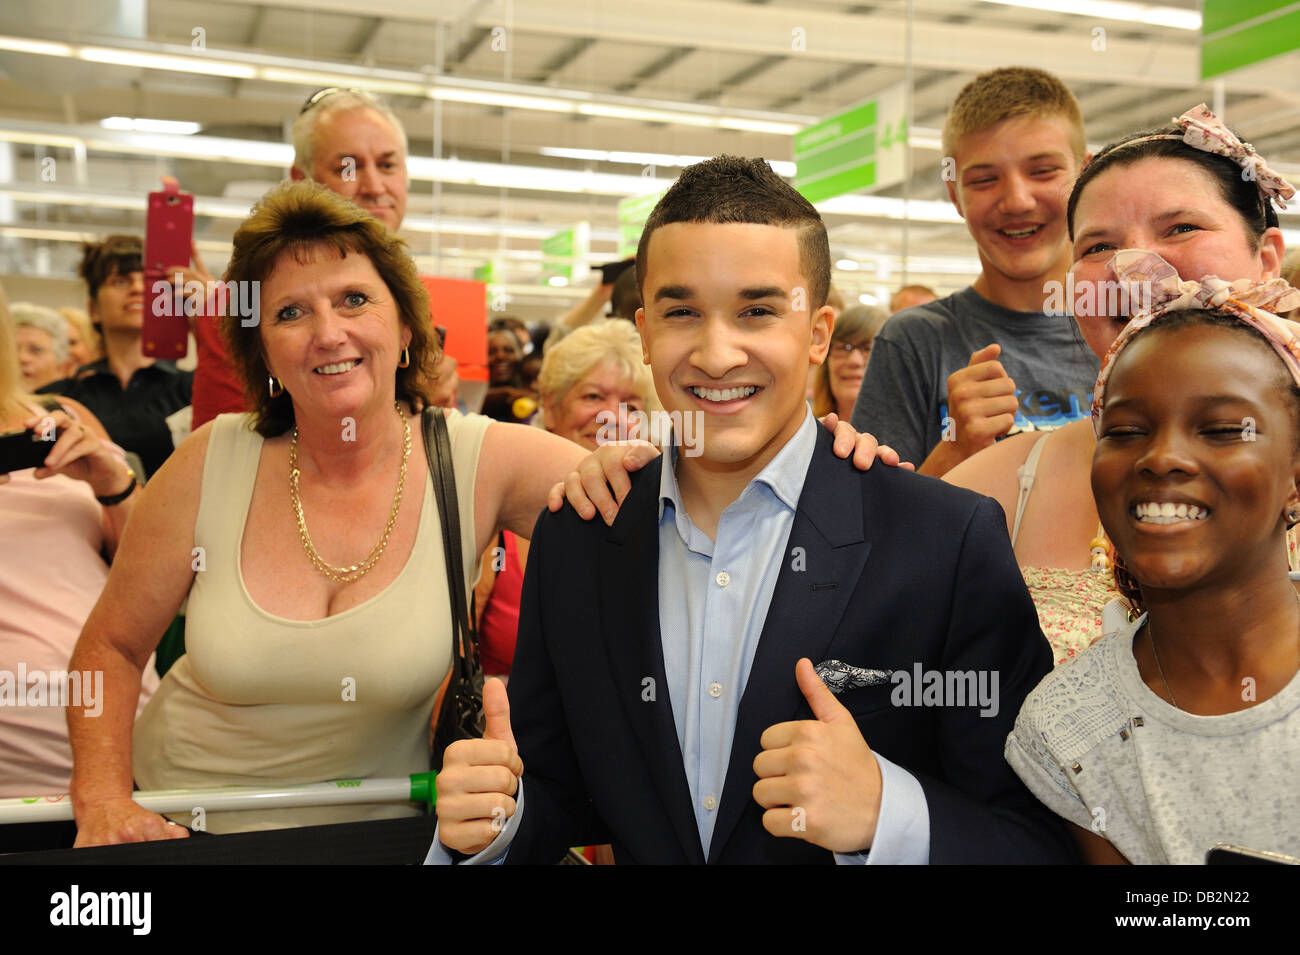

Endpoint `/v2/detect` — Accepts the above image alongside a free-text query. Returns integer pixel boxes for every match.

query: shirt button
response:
[703,795,717,811]
[708,682,723,698]
[715,571,730,588]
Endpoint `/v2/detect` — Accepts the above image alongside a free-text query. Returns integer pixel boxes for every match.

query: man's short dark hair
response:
[635,156,830,310]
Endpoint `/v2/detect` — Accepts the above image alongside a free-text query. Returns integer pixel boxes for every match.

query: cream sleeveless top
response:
[133,410,489,833]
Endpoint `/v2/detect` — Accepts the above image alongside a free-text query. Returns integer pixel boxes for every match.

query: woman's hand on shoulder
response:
[547,440,659,525]
[74,797,191,848]
[817,412,914,472]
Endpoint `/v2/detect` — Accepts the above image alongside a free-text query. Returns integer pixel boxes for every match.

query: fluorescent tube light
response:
[979,0,1200,30]
[100,117,202,135]
[78,46,257,78]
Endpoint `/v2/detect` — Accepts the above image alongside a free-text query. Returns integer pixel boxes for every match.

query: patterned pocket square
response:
[815,659,893,694]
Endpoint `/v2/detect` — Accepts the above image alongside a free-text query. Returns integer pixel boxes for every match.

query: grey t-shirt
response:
[1005,596,1300,865]
[849,286,1099,465]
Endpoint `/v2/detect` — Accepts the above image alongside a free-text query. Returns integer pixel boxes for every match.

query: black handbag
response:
[424,408,485,770]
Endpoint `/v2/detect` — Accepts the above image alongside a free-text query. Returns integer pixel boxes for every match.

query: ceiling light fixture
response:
[0,36,72,56]
[979,0,1200,30]
[0,33,811,135]
[77,46,257,78]
[537,146,797,177]
[100,117,202,135]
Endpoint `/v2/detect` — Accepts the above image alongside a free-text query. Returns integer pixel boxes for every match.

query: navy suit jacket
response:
[504,426,1076,864]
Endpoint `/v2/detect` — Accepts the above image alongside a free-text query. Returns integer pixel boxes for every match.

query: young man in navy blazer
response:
[429,156,1074,864]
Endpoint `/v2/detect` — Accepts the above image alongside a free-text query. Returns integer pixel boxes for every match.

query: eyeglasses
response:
[830,341,872,357]
[299,87,360,115]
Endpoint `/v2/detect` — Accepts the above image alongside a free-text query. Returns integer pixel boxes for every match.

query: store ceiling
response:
[0,0,1297,313]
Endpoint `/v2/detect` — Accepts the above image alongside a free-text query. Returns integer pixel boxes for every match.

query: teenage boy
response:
[428,157,1073,865]
[851,67,1099,476]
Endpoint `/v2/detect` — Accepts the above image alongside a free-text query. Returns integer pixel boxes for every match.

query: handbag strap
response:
[422,408,475,660]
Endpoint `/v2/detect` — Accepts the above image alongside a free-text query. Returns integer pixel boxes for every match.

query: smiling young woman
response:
[812,304,889,422]
[1006,256,1300,865]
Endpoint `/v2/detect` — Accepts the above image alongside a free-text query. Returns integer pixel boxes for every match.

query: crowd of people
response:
[2,62,1298,866]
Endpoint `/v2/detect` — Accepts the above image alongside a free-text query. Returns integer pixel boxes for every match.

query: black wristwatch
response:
[96,467,138,507]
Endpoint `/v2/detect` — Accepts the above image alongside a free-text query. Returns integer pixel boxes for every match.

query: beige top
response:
[133,410,489,833]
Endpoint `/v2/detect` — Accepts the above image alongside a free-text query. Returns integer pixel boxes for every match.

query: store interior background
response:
[0,0,1296,330]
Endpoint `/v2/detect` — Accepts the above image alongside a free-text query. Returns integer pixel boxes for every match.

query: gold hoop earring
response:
[397,347,410,369]
[268,375,284,398]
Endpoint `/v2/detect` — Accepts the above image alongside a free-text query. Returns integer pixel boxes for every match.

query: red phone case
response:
[143,177,194,359]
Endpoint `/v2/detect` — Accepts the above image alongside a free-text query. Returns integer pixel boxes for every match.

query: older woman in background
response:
[58,307,101,373]
[537,319,656,449]
[476,320,657,678]
[811,303,888,422]
[11,303,70,392]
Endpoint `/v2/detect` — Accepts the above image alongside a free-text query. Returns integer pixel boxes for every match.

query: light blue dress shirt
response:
[655,408,927,864]
[427,408,929,864]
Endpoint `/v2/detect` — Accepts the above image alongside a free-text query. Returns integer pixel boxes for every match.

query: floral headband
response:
[1117,104,1295,211]
[1091,250,1300,435]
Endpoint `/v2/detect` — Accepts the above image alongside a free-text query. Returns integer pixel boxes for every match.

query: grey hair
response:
[10,302,69,362]
[538,319,658,413]
[291,89,409,177]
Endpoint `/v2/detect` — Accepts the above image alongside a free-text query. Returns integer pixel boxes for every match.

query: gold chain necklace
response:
[289,403,410,583]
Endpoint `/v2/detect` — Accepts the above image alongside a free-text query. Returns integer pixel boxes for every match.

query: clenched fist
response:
[944,343,1019,457]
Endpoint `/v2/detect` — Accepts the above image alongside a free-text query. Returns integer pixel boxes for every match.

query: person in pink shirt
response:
[0,287,158,814]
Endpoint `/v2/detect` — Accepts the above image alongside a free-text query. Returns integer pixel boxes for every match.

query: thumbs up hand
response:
[436,677,525,855]
[752,658,883,853]
[482,676,517,749]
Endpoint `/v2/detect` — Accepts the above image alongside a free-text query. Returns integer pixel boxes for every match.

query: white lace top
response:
[1005,592,1300,864]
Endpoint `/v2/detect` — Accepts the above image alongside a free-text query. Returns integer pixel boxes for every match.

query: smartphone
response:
[0,425,58,475]
[599,258,635,286]
[143,176,194,359]
[1207,844,1300,865]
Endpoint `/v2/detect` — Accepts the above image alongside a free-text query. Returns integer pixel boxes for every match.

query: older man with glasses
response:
[189,89,413,428]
